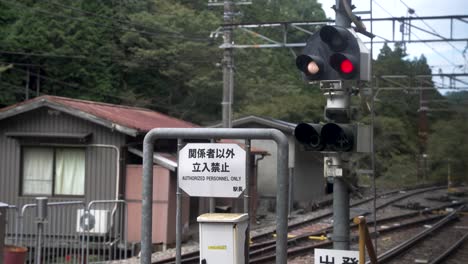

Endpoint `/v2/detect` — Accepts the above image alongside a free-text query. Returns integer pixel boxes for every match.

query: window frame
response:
[20,145,87,198]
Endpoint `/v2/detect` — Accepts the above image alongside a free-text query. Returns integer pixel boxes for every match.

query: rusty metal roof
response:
[0,95,197,136]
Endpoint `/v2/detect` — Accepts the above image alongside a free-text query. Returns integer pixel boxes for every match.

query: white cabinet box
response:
[198,213,248,264]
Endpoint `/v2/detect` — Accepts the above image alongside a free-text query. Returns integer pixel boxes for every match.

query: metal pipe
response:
[87,200,125,230]
[209,138,216,213]
[244,139,251,263]
[244,139,251,214]
[141,128,289,264]
[0,203,6,264]
[329,0,352,251]
[6,205,19,244]
[176,139,183,264]
[333,177,350,249]
[35,197,48,264]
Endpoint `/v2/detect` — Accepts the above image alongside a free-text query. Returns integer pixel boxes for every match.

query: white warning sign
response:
[314,248,359,264]
[178,143,246,198]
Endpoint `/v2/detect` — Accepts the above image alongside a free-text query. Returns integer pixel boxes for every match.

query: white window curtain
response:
[55,148,85,195]
[23,147,54,195]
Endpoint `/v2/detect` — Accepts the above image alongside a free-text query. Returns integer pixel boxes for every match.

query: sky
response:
[317,0,468,91]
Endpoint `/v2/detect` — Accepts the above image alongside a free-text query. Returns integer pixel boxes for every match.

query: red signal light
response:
[340,59,354,74]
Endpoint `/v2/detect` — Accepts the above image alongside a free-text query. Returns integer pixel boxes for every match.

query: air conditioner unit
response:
[76,209,111,235]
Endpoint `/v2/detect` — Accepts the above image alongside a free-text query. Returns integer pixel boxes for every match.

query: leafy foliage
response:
[0,0,466,186]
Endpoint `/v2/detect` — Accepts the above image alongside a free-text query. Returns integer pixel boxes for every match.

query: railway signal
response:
[296,25,370,81]
[294,123,354,152]
[295,122,371,153]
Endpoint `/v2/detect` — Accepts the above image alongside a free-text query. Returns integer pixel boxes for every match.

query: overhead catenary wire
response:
[371,0,461,69]
[409,31,457,67]
[398,0,465,55]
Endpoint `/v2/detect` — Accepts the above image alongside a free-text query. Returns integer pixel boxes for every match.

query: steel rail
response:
[374,206,463,263]
[154,195,457,264]
[152,185,445,264]
[251,214,447,263]
[429,231,468,264]
[251,185,443,243]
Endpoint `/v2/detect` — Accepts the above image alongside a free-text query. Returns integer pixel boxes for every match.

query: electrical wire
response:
[0,50,86,59]
[372,0,461,68]
[372,0,393,18]
[409,31,457,67]
[398,0,465,55]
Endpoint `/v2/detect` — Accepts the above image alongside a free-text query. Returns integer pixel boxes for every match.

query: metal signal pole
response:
[332,0,352,250]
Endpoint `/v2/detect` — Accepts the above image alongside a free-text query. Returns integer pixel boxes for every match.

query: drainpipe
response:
[254,154,266,222]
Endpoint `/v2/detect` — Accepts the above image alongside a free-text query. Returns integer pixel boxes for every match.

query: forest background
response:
[0,0,466,187]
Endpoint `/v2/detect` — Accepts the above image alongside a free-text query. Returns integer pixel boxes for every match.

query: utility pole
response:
[210,0,251,213]
[222,0,234,129]
[208,0,235,214]
[418,78,429,180]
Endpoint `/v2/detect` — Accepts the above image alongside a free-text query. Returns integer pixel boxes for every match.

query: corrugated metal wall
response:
[294,148,325,202]
[0,106,126,208]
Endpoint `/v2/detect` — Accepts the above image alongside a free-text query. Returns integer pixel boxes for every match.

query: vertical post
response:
[222,0,234,128]
[35,197,48,264]
[176,139,183,264]
[357,219,366,264]
[209,198,216,213]
[244,139,251,213]
[0,203,6,264]
[288,168,294,216]
[447,159,452,192]
[25,67,30,100]
[370,0,378,254]
[332,0,352,250]
[141,137,154,264]
[209,138,216,213]
[244,139,251,263]
[332,174,350,250]
[36,68,40,96]
[353,216,377,264]
[423,154,427,183]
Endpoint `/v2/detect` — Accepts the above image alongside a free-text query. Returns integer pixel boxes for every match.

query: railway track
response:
[253,203,460,263]
[375,206,467,264]
[153,185,449,264]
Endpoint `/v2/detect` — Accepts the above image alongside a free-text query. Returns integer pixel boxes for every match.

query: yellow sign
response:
[208,245,227,250]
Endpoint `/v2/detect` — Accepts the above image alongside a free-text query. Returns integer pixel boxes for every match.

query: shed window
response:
[22,147,85,196]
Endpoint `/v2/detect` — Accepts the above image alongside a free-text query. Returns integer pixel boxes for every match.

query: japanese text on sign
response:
[178,143,246,198]
[314,248,359,264]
